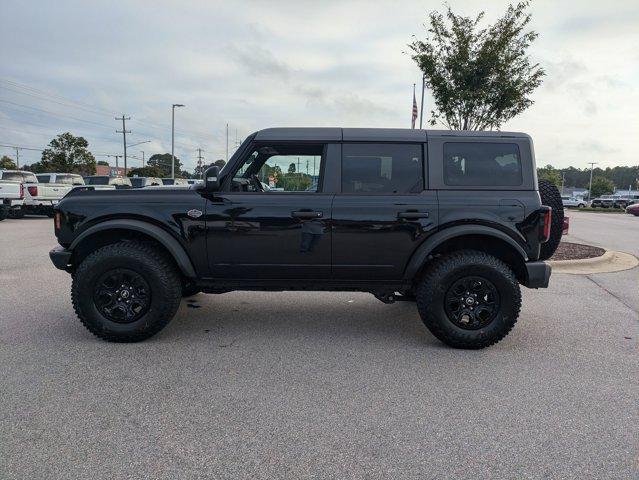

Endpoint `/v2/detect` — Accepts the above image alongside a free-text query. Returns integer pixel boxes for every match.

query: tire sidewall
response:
[74,248,179,337]
[425,263,519,340]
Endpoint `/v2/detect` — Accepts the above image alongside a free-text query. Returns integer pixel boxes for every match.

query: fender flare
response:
[403,225,528,280]
[70,219,196,278]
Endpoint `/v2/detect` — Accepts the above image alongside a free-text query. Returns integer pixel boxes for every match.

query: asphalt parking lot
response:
[1,213,637,479]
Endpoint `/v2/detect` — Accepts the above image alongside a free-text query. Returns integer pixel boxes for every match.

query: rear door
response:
[331,142,438,280]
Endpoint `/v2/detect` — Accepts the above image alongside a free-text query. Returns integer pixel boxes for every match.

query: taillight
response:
[54,212,61,231]
[27,185,38,197]
[19,183,24,199]
[541,207,552,242]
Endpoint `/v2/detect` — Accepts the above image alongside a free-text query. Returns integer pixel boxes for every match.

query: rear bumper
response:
[49,246,72,271]
[523,261,551,289]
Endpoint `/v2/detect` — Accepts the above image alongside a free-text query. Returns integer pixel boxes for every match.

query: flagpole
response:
[419,73,425,129]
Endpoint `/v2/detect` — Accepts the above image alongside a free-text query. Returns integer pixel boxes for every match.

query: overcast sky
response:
[1,0,638,172]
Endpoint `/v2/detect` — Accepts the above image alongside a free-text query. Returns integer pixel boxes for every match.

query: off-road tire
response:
[71,241,182,342]
[0,207,8,221]
[416,250,522,349]
[538,179,564,261]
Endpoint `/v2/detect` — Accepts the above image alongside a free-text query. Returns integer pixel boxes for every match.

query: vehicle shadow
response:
[165,291,441,349]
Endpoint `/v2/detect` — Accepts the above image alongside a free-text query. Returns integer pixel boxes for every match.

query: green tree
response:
[148,153,183,177]
[213,159,226,169]
[537,164,562,188]
[0,155,17,169]
[288,162,296,173]
[127,166,165,178]
[97,160,109,166]
[409,2,544,130]
[589,176,615,198]
[37,132,96,175]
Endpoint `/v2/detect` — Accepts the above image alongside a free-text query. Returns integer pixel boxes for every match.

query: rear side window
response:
[444,143,522,186]
[36,174,51,183]
[342,143,423,194]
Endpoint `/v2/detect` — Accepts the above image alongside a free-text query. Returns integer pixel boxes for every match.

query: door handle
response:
[397,211,429,219]
[292,210,323,219]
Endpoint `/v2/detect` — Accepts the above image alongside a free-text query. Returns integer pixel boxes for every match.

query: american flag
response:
[411,84,418,129]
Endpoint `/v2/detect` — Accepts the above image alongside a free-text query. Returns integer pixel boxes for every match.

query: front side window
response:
[444,142,522,187]
[342,143,423,194]
[232,144,324,193]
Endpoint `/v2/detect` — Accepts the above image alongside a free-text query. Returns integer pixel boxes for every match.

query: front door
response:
[205,142,332,279]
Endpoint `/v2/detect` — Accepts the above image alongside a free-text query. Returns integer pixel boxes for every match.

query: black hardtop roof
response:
[254,127,529,142]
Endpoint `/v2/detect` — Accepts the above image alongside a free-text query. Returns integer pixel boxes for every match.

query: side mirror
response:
[204,165,220,191]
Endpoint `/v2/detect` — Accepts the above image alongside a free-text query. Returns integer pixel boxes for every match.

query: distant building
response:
[561,187,589,198]
[96,165,131,177]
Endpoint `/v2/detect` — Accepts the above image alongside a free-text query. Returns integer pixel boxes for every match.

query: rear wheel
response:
[416,250,521,349]
[538,179,564,260]
[8,208,25,219]
[71,241,182,342]
[0,206,8,221]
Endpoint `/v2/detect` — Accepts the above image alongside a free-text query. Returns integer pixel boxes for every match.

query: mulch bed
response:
[550,242,606,261]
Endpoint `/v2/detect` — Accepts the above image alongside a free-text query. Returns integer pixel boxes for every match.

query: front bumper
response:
[49,246,72,271]
[523,261,551,289]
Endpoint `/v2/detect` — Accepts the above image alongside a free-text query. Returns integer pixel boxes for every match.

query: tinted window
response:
[342,143,423,194]
[162,179,174,185]
[444,143,522,186]
[1,172,24,182]
[130,178,145,187]
[85,176,109,185]
[36,174,51,183]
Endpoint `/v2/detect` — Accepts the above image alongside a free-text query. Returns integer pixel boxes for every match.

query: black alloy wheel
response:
[444,276,500,330]
[93,268,151,323]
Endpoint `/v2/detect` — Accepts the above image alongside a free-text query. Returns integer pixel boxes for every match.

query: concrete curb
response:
[549,249,639,274]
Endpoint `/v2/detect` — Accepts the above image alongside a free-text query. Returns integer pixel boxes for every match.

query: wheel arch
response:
[69,219,196,278]
[404,226,528,283]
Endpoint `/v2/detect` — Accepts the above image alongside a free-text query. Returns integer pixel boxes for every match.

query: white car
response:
[0,173,25,220]
[561,195,587,208]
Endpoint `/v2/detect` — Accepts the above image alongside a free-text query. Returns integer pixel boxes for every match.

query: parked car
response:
[36,173,85,186]
[130,177,163,188]
[591,194,619,208]
[161,178,189,186]
[0,169,39,217]
[83,176,132,189]
[613,194,639,209]
[561,195,587,208]
[0,175,24,220]
[51,127,555,349]
[626,203,639,216]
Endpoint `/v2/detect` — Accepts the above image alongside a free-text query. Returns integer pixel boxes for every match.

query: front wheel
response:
[416,250,521,349]
[71,241,182,342]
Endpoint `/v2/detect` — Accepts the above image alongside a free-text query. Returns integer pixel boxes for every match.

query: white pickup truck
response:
[23,172,85,216]
[0,179,24,221]
[0,170,33,219]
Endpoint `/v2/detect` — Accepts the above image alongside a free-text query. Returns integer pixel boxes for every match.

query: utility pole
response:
[225,123,229,162]
[587,162,597,201]
[107,154,122,171]
[561,172,565,195]
[140,151,145,166]
[14,147,20,168]
[419,72,425,129]
[171,104,185,179]
[196,148,204,178]
[116,115,131,174]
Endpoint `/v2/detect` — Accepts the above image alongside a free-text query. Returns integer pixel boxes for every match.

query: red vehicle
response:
[626,203,639,216]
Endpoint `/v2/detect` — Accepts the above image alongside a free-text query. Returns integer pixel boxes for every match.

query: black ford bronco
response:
[50,128,559,349]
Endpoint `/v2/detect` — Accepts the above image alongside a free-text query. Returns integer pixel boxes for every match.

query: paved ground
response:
[1,214,637,479]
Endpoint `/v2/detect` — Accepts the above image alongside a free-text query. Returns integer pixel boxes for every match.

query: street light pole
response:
[587,162,597,201]
[171,104,184,179]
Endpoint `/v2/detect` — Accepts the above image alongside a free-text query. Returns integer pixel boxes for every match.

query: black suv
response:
[50,128,553,349]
